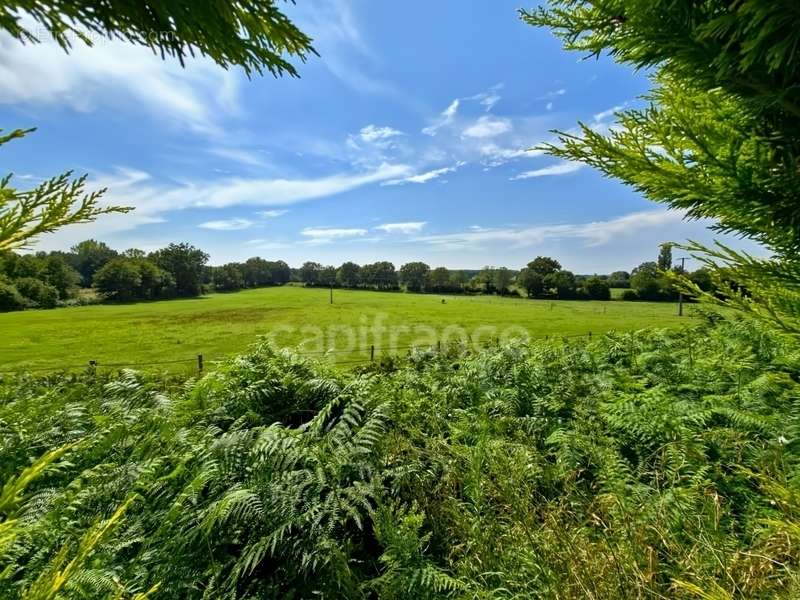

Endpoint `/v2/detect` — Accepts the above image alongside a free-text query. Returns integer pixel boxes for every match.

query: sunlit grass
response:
[0,286,690,372]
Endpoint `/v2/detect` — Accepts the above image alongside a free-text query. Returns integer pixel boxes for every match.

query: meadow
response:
[0,285,689,372]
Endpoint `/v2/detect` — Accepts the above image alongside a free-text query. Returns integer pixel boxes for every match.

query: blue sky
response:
[0,0,758,272]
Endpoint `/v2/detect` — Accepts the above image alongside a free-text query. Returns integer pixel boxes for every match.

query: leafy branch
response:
[0,129,131,251]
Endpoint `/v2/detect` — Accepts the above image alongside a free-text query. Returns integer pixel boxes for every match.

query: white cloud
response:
[479,143,545,166]
[358,124,403,143]
[290,0,398,96]
[300,227,368,244]
[196,163,410,207]
[422,99,460,136]
[198,218,254,231]
[258,209,289,218]
[30,162,411,250]
[0,30,239,135]
[511,162,583,180]
[593,104,626,123]
[208,147,268,167]
[301,227,368,238]
[537,88,566,100]
[382,162,464,186]
[462,116,512,139]
[480,93,501,111]
[546,102,553,111]
[375,222,426,234]
[415,210,687,250]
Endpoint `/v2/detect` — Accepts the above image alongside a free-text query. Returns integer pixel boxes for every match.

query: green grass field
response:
[0,286,691,373]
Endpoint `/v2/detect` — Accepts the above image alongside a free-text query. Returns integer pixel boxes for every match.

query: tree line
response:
[0,239,715,311]
[0,240,214,309]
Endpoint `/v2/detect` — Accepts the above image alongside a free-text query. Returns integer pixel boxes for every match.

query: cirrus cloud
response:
[375,222,426,234]
[198,218,254,231]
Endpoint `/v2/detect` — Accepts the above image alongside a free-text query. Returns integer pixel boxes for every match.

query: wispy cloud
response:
[358,124,403,143]
[375,221,427,234]
[258,209,289,218]
[415,210,686,250]
[198,218,254,231]
[593,103,627,123]
[382,162,464,186]
[479,143,545,167]
[511,162,583,180]
[0,29,239,135]
[464,83,503,112]
[422,99,460,136]
[537,88,566,100]
[97,162,412,217]
[32,162,411,248]
[462,116,512,139]
[208,146,269,167]
[289,0,397,96]
[301,227,368,244]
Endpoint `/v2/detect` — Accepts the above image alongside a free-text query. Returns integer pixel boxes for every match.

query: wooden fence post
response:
[88,360,96,377]
[370,345,375,362]
[197,354,204,374]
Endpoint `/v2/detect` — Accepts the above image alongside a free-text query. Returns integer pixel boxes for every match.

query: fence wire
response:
[0,329,640,376]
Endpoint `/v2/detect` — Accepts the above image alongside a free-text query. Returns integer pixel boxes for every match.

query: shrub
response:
[13,277,58,308]
[621,289,639,301]
[0,281,26,311]
[582,276,611,300]
[94,258,142,300]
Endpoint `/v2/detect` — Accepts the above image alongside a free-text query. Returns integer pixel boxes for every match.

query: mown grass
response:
[0,286,689,372]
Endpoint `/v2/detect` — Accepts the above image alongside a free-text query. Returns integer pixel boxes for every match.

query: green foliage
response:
[582,275,611,300]
[299,261,323,286]
[0,251,81,308]
[13,277,58,308]
[528,256,561,277]
[241,257,290,287]
[360,261,399,291]
[658,242,673,271]
[399,262,430,293]
[0,131,130,252]
[517,267,544,297]
[608,270,630,288]
[0,285,689,372]
[545,268,577,298]
[523,0,800,334]
[150,243,208,297]
[492,266,513,295]
[93,257,175,301]
[93,258,141,300]
[71,239,118,286]
[0,0,316,78]
[213,263,245,292]
[0,282,25,312]
[2,317,799,597]
[337,261,361,288]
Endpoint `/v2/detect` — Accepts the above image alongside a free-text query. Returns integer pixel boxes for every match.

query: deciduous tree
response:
[399,262,430,292]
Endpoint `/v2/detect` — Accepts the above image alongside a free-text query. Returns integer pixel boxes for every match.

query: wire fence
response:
[0,330,630,377]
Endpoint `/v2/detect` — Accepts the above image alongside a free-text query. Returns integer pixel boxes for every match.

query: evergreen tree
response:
[524,0,800,332]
